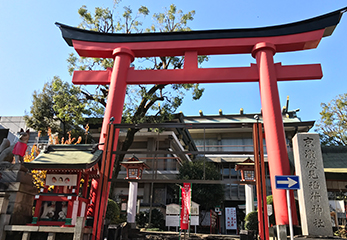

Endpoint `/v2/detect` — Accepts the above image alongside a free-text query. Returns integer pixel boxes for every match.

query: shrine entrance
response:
[57,7,346,240]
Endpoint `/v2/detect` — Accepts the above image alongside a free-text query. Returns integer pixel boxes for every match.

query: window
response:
[194,139,218,152]
[221,165,238,179]
[221,138,253,152]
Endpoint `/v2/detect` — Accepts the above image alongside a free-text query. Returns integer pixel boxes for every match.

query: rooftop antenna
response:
[285,96,289,113]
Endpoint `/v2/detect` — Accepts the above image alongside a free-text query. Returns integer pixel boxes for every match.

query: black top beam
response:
[56,7,346,47]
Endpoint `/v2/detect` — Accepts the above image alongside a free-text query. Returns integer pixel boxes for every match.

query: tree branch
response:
[81,90,107,107]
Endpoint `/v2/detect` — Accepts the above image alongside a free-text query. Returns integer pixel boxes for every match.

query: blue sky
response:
[1,1,346,129]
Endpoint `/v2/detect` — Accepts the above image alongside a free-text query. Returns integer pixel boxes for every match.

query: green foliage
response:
[69,4,207,118]
[106,198,120,224]
[24,80,56,134]
[266,195,273,204]
[136,209,165,230]
[136,211,148,228]
[178,159,224,210]
[334,226,347,238]
[315,93,347,146]
[51,77,90,124]
[24,76,94,140]
[244,211,258,231]
[151,4,195,32]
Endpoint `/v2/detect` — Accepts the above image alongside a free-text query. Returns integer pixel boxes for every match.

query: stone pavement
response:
[142,231,345,240]
[142,231,241,240]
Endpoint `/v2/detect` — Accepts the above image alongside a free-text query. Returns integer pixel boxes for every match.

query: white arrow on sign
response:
[277,177,298,188]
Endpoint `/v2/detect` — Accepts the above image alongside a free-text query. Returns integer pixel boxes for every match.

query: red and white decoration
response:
[225,207,237,230]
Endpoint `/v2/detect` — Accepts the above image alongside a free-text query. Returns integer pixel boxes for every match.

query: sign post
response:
[225,207,237,231]
[275,175,300,240]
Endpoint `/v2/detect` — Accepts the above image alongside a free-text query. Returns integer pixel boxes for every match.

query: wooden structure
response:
[23,144,102,227]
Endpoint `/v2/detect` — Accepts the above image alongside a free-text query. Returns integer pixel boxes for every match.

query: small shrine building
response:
[23,144,102,227]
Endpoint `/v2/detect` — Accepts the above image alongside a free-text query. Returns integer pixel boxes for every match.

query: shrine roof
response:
[183,110,315,132]
[24,144,102,170]
[56,7,346,47]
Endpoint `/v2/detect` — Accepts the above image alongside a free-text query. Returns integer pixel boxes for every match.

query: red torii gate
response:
[57,7,346,240]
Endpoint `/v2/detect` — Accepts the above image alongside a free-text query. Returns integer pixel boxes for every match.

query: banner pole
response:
[286,189,294,240]
[179,185,182,240]
[189,184,192,237]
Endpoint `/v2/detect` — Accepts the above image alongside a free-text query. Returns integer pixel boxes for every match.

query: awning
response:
[325,168,347,173]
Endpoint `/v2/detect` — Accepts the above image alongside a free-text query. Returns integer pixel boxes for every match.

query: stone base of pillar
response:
[276,225,287,240]
[128,222,136,229]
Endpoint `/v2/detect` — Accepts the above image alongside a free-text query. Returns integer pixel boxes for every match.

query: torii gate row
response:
[57,7,346,240]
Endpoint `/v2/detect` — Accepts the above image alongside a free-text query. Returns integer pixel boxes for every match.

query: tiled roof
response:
[183,111,304,124]
[24,144,102,170]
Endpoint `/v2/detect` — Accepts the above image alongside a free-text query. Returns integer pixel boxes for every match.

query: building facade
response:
[106,108,315,232]
[3,110,347,232]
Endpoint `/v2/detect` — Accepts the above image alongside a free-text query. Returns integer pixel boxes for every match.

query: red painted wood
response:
[71,29,324,58]
[258,123,270,240]
[37,195,76,202]
[33,199,42,218]
[72,69,112,85]
[92,48,135,240]
[92,124,116,240]
[72,63,322,85]
[77,200,82,217]
[184,51,198,69]
[37,221,73,226]
[66,19,331,237]
[99,48,134,143]
[252,42,291,226]
[66,199,74,220]
[253,123,265,240]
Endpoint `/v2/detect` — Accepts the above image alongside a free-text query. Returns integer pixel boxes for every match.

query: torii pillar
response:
[252,42,294,226]
[92,48,135,240]
[100,47,134,141]
[56,7,346,240]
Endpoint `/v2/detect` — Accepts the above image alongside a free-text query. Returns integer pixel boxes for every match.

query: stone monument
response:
[292,133,332,236]
[0,163,36,225]
[0,137,36,225]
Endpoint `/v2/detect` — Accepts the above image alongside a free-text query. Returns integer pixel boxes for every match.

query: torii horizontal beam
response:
[67,30,324,58]
[72,62,322,85]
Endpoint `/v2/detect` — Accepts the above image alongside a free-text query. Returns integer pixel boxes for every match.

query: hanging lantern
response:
[120,155,150,179]
[235,158,255,184]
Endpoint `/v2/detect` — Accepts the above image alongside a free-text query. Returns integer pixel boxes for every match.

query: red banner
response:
[180,183,191,230]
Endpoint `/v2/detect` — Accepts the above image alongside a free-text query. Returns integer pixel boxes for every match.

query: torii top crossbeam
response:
[57,7,346,240]
[57,6,345,58]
